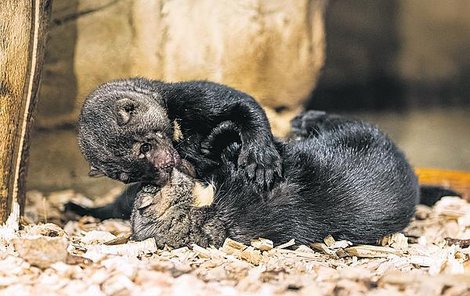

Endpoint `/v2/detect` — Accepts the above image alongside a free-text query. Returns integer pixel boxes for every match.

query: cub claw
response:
[238,142,282,190]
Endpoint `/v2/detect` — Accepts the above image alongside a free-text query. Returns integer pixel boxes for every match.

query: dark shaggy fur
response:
[70,78,423,247]
[77,78,281,188]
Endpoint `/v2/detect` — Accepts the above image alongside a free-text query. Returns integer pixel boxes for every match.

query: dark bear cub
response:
[78,78,281,188]
[73,78,421,247]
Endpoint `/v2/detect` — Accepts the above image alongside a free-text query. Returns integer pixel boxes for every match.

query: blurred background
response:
[28,0,470,197]
[311,0,470,180]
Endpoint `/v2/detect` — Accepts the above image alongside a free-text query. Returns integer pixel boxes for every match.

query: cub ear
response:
[115,98,138,126]
[88,166,105,178]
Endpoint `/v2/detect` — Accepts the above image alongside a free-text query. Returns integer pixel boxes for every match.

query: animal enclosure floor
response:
[1,190,470,295]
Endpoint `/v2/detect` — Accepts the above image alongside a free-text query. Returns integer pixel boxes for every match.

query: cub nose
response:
[151,149,180,172]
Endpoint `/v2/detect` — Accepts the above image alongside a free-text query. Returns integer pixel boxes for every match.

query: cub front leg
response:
[165,81,282,190]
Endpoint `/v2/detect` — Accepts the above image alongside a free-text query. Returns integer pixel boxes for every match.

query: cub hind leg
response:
[291,110,354,138]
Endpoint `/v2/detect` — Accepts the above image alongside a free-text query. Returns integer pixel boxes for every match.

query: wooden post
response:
[0,0,52,223]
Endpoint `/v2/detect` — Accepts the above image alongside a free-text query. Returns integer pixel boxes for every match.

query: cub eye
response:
[140,143,152,154]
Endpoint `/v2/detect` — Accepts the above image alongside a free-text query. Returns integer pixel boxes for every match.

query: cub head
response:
[78,78,181,185]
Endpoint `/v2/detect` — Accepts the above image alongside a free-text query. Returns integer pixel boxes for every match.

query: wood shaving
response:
[344,245,402,258]
[1,192,470,295]
[251,238,274,251]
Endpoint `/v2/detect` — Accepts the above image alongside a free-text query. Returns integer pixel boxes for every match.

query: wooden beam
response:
[0,0,52,223]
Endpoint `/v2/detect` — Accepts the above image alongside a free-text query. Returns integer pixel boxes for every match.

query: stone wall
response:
[37,0,327,135]
[28,0,326,195]
[28,0,470,195]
